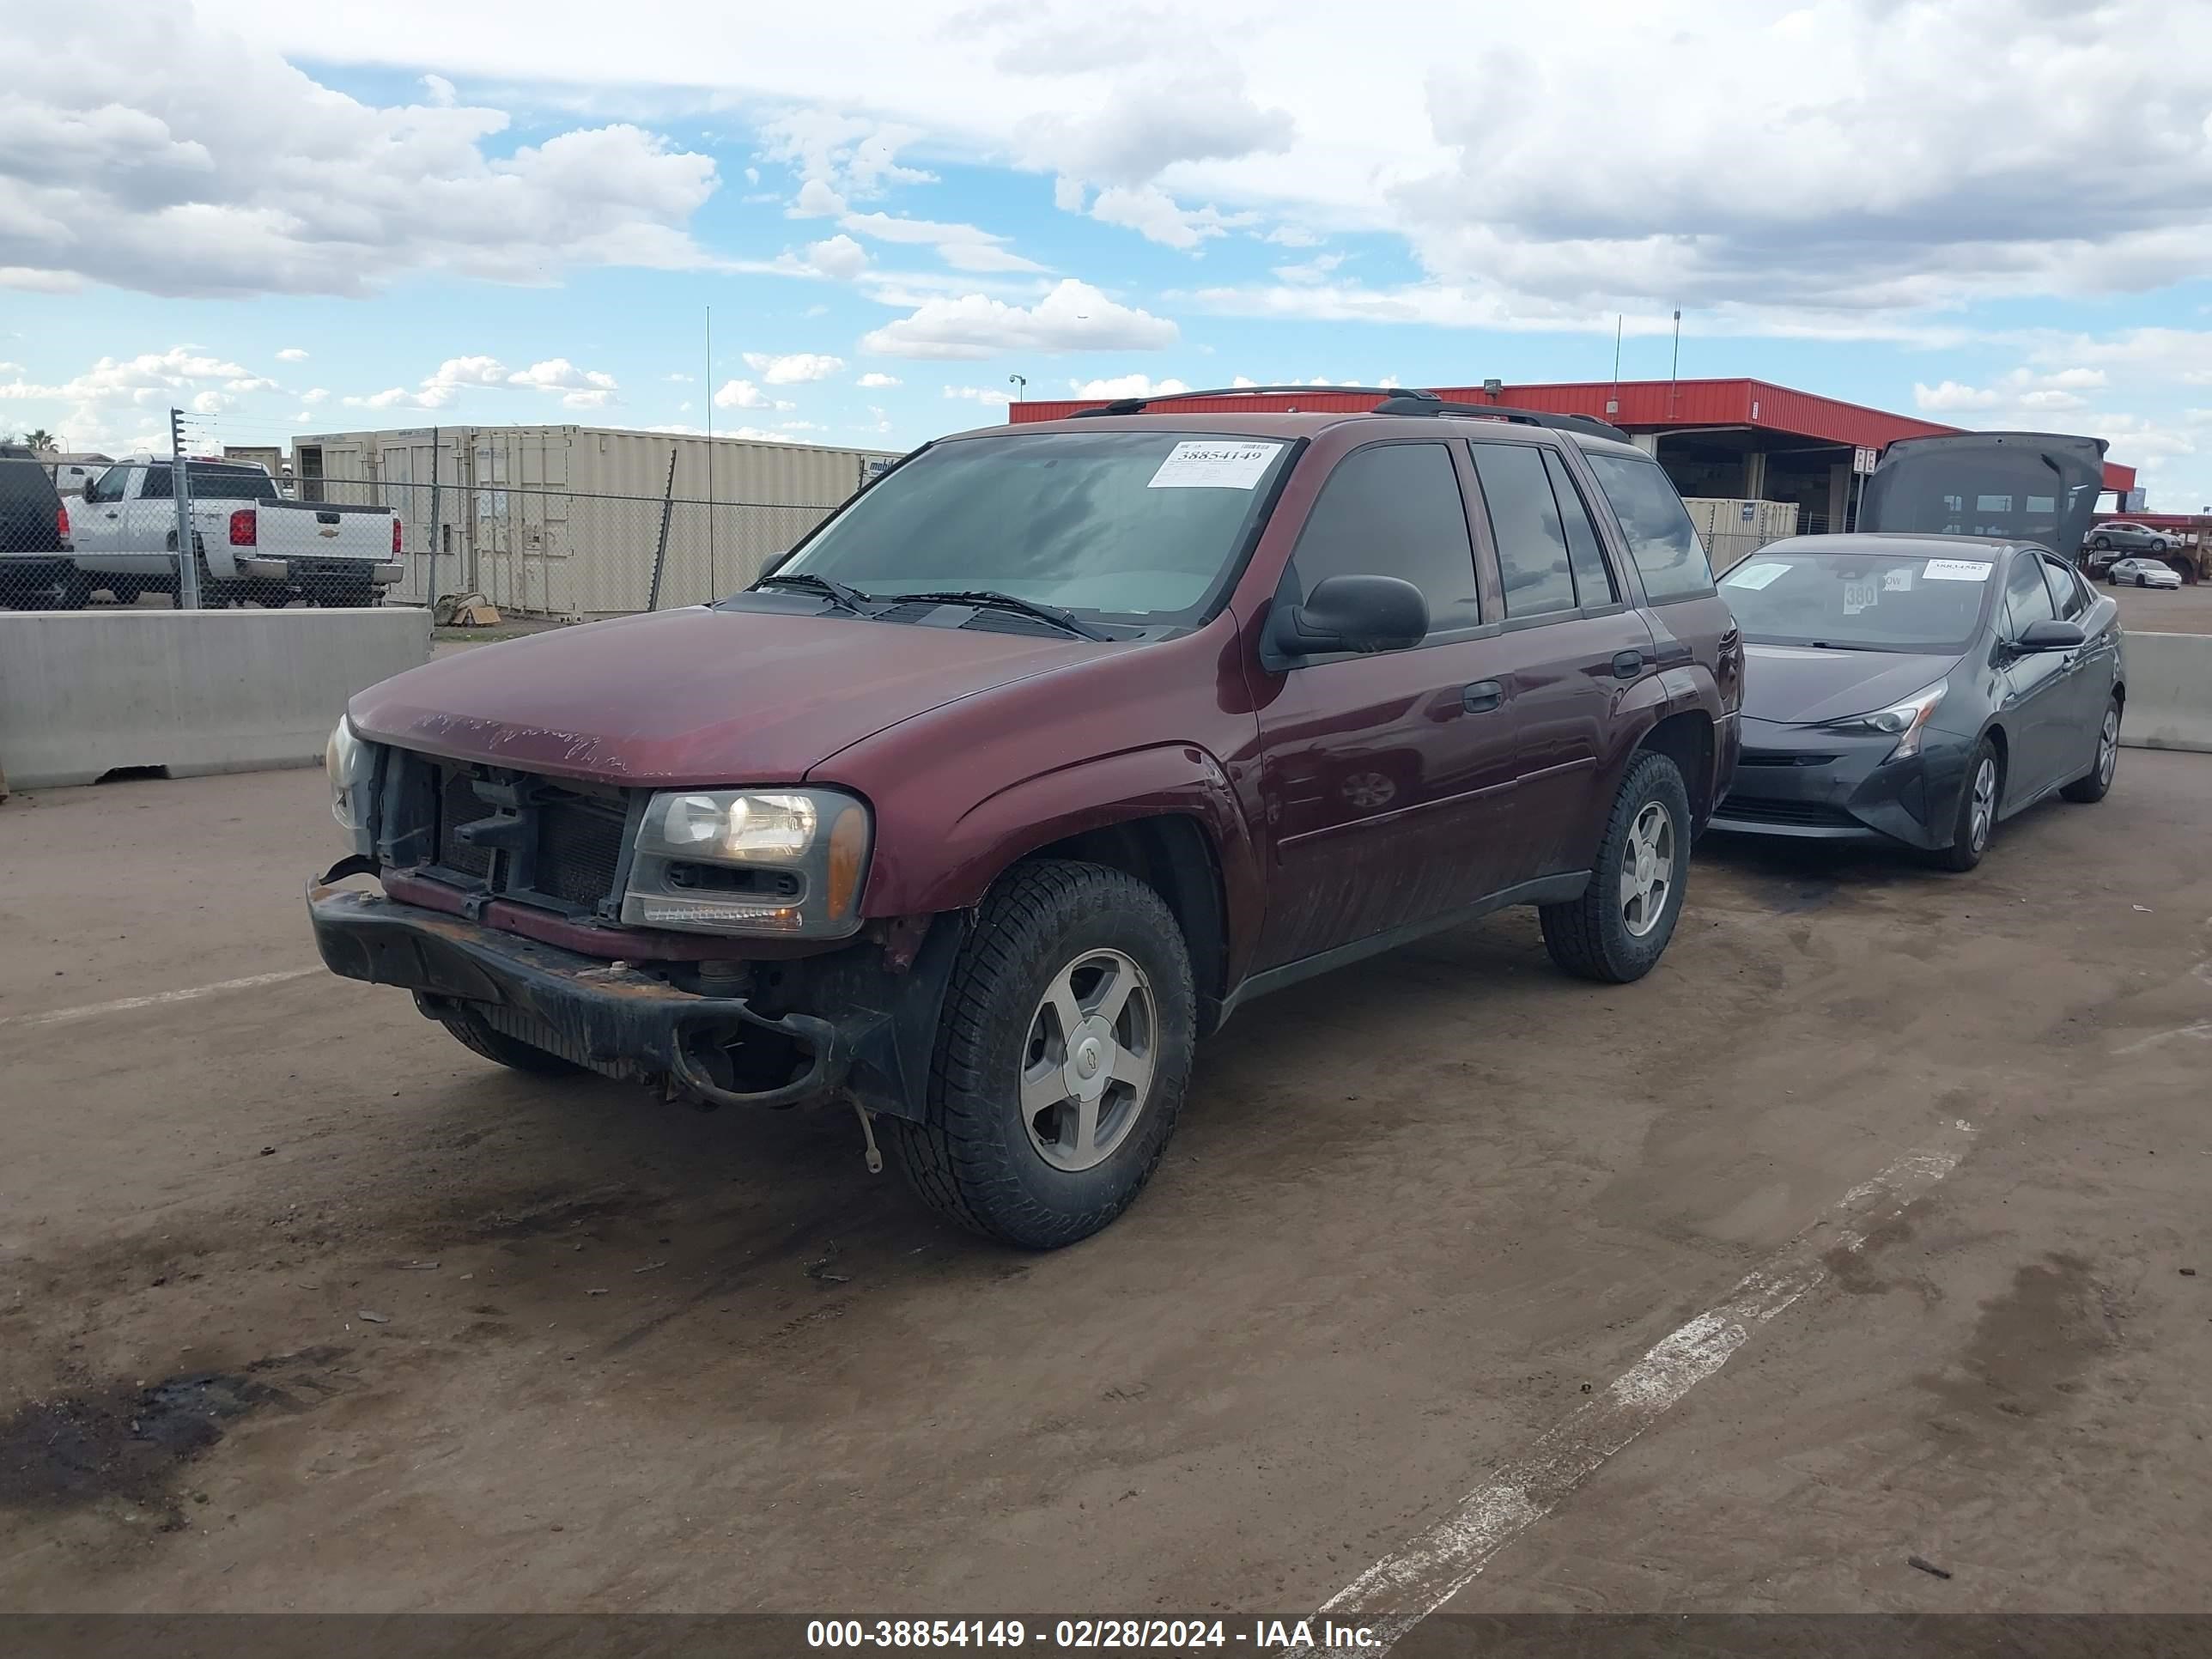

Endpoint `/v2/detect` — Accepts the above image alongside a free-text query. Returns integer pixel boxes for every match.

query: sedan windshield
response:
[775,429,1294,625]
[1720,550,1996,653]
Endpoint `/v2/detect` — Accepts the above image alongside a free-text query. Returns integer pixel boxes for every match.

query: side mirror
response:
[757,549,795,580]
[2014,618,2086,653]
[1269,574,1429,659]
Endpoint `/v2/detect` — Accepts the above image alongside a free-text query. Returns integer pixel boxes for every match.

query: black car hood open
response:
[1741,643,1960,727]
[1860,432,2107,553]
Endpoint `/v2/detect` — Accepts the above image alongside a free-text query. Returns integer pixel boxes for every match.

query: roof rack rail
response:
[1061,384,1633,442]
[1370,395,1633,443]
[1066,384,1414,417]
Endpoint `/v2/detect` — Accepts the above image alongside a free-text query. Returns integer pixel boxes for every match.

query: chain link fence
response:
[1,448,864,619]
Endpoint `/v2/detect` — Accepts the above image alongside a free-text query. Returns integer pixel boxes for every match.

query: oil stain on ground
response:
[1920,1253,2118,1423]
[0,1347,350,1525]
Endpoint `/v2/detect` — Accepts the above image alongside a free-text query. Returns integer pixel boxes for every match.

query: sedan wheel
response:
[1936,742,2001,872]
[2064,698,2120,804]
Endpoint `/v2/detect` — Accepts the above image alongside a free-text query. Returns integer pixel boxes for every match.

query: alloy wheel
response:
[1619,801,1676,939]
[1019,948,1157,1173]
[1969,756,1997,852]
[2098,706,2119,788]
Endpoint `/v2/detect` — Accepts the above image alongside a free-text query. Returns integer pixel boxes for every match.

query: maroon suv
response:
[309,389,1741,1248]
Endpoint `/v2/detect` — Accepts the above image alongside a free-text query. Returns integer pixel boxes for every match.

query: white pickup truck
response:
[69,457,404,606]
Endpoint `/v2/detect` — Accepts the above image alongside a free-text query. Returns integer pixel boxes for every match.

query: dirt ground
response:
[0,750,2206,1619]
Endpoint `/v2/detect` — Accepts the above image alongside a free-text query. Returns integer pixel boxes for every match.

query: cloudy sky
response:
[4,0,2210,506]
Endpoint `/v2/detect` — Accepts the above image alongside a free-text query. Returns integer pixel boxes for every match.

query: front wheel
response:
[2092,536,2111,551]
[1933,739,2002,871]
[2062,696,2121,803]
[2149,539,2168,555]
[889,860,1194,1249]
[1539,750,1691,983]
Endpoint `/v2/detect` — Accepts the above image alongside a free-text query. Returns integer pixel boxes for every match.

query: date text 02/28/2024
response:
[804,1620,1376,1650]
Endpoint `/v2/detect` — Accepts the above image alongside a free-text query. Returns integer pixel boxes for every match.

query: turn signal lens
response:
[825,803,870,919]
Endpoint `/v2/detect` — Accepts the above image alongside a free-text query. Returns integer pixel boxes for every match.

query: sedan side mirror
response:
[2014,618,2087,653]
[1269,574,1430,659]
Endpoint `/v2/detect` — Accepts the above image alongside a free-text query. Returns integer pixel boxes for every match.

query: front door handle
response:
[104,511,118,519]
[1462,680,1504,714]
[1611,649,1645,679]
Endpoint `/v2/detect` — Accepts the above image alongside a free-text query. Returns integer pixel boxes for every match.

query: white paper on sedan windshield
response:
[1146,441,1282,489]
[1727,562,1790,591]
[1883,568,1914,592]
[1923,558,1994,582]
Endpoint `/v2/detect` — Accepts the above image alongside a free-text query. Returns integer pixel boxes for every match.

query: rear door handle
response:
[1611,649,1646,679]
[1462,680,1504,714]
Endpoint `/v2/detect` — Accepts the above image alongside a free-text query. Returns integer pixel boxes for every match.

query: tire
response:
[1933,738,2002,872]
[429,999,586,1076]
[2150,539,2167,555]
[2063,697,2121,804]
[1539,750,1692,983]
[2092,536,2111,551]
[2137,574,2148,587]
[887,860,1195,1250]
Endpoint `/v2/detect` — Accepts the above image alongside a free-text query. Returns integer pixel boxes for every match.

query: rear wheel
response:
[1934,739,2001,871]
[1540,750,1691,983]
[2062,696,2121,803]
[2150,538,2168,555]
[888,860,1194,1249]
[2092,535,2112,551]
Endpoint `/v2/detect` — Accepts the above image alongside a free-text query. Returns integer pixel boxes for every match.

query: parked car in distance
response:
[2085,520,2169,556]
[69,456,403,606]
[2106,556,2181,590]
[1707,535,2122,870]
[309,388,1741,1248]
[0,444,75,609]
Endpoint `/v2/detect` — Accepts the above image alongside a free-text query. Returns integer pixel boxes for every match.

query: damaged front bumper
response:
[307,874,857,1109]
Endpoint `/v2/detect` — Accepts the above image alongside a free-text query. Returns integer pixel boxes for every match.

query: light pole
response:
[1008,374,1027,403]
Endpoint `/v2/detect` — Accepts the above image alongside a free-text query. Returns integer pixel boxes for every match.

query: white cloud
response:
[943,385,1012,403]
[803,234,869,281]
[837,210,1048,273]
[301,387,328,404]
[856,371,902,388]
[714,379,796,410]
[276,346,310,362]
[507,358,619,392]
[1088,186,1249,251]
[337,353,620,412]
[1069,374,1189,398]
[0,344,263,450]
[420,72,456,106]
[0,11,720,298]
[861,279,1177,360]
[720,425,798,443]
[743,351,845,384]
[1913,380,2001,413]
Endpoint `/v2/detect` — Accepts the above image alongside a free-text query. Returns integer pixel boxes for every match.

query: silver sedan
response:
[2106,556,2183,589]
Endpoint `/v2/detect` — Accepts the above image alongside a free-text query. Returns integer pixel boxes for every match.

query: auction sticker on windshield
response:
[1923,558,1994,581]
[1726,562,1790,591]
[1843,578,1879,615]
[1147,440,1282,489]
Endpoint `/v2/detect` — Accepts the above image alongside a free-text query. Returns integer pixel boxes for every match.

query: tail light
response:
[392,518,404,556]
[57,504,70,540]
[228,508,256,546]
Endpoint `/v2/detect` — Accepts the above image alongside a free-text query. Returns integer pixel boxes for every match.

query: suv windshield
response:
[1720,548,1996,653]
[775,429,1294,625]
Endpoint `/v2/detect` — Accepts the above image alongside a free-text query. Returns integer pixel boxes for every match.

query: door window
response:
[2003,551,2057,633]
[2044,556,2088,620]
[140,465,173,501]
[84,467,131,504]
[1289,442,1480,633]
[1584,453,1714,603]
[1545,450,1619,606]
[1466,441,1576,619]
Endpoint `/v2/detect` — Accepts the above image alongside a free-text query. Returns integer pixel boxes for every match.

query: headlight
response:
[325,716,375,848]
[1822,682,1947,760]
[623,787,872,939]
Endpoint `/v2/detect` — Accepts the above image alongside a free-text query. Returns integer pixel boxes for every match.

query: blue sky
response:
[6,1,2211,507]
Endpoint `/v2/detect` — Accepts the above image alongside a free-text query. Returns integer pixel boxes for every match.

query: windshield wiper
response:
[752,571,872,615]
[897,589,1114,641]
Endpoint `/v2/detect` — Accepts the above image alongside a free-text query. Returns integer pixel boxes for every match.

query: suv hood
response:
[1741,643,1959,727]
[349,605,1110,785]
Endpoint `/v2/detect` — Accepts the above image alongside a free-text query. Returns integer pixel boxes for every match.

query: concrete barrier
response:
[2121,629,2212,753]
[0,607,430,789]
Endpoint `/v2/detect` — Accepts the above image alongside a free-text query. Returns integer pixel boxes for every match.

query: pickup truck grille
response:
[432,763,630,915]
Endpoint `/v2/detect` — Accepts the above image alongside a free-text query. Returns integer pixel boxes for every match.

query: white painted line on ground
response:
[2,968,320,1029]
[1284,1122,1978,1658]
[2113,1021,2212,1055]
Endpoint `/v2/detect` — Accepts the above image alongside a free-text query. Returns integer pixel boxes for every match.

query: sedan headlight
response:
[622,787,872,938]
[1821,682,1947,760]
[325,716,375,849]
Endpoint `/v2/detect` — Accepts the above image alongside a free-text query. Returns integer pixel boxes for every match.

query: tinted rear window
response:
[1585,453,1714,603]
[143,464,278,502]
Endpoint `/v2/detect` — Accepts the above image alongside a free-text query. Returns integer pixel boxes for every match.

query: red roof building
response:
[1012,377,2140,533]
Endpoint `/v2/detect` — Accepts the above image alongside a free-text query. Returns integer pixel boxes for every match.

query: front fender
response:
[877,741,1262,930]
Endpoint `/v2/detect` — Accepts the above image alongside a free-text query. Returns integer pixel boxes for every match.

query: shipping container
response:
[1683,496,1800,574]
[289,424,904,618]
